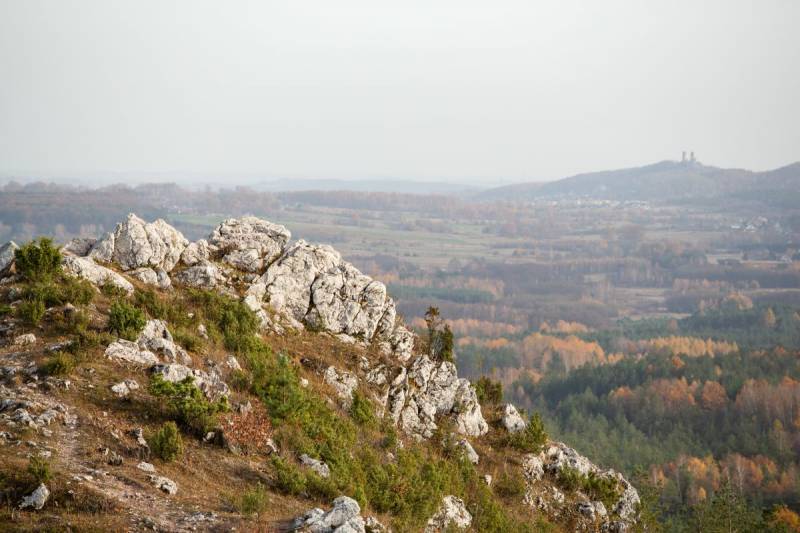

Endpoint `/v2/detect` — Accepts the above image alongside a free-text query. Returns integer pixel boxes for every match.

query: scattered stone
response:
[13,333,36,346]
[365,516,388,533]
[19,483,49,510]
[197,324,209,340]
[425,495,471,532]
[137,461,156,473]
[107,451,124,466]
[457,439,479,464]
[225,355,241,371]
[149,475,178,495]
[110,379,139,398]
[265,438,279,455]
[300,454,331,478]
[483,474,493,486]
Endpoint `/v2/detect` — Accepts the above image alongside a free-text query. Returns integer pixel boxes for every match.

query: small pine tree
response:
[148,421,184,462]
[108,300,146,340]
[14,238,62,282]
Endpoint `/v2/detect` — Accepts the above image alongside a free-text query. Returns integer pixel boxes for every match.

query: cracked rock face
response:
[207,216,291,273]
[62,255,134,295]
[89,213,188,272]
[424,495,471,532]
[393,356,488,439]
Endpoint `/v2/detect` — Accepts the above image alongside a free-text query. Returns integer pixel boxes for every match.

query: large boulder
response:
[89,214,187,272]
[105,340,159,366]
[424,495,471,532]
[396,356,488,439]
[0,241,18,277]
[207,216,290,273]
[291,496,365,532]
[502,403,527,433]
[172,262,228,290]
[62,256,134,295]
[19,483,49,510]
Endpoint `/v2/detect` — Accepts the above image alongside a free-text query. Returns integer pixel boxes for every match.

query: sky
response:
[0,0,798,186]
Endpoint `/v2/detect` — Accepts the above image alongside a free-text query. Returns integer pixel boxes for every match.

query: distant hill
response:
[480,160,800,203]
[256,177,484,195]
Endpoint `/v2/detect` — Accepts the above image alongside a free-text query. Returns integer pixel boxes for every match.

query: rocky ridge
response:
[0,214,641,531]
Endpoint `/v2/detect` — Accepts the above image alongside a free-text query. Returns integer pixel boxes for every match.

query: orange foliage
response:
[635,336,738,357]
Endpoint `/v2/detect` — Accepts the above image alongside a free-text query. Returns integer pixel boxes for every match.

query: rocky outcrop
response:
[394,355,488,439]
[0,241,18,277]
[207,216,290,273]
[324,366,358,406]
[524,441,640,522]
[62,255,134,295]
[89,214,188,272]
[300,454,331,478]
[149,475,178,495]
[424,495,471,532]
[111,379,140,398]
[173,262,229,291]
[128,267,171,289]
[291,496,365,532]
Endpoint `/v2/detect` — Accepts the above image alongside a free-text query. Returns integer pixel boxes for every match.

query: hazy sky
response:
[1,0,798,185]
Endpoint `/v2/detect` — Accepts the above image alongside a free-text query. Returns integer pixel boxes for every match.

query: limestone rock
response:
[149,475,178,495]
[19,483,49,510]
[181,239,210,266]
[324,366,358,405]
[424,495,471,532]
[105,340,158,366]
[578,500,608,521]
[111,379,139,398]
[0,241,18,277]
[300,454,331,478]
[137,461,156,473]
[151,363,230,401]
[291,496,364,533]
[89,214,187,272]
[137,320,190,365]
[261,240,341,322]
[13,333,36,346]
[397,356,488,439]
[62,237,95,257]
[457,439,479,464]
[501,403,526,433]
[208,216,290,273]
[62,255,134,295]
[128,267,171,289]
[172,262,227,290]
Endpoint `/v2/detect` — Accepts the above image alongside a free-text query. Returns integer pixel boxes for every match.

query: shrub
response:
[59,277,95,306]
[149,375,228,435]
[15,238,61,282]
[134,289,169,319]
[508,412,547,453]
[108,300,146,340]
[494,469,526,498]
[350,390,375,426]
[271,456,306,495]
[556,468,621,509]
[16,298,45,325]
[187,290,259,352]
[27,456,52,484]
[148,421,183,462]
[238,483,269,515]
[41,352,75,376]
[100,282,129,298]
[475,376,503,405]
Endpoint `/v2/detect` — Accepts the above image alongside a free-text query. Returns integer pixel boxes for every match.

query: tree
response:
[690,480,763,532]
[424,306,454,362]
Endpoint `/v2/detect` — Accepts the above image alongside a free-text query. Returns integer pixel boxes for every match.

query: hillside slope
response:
[0,215,640,532]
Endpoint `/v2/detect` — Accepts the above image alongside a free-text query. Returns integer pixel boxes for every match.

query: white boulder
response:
[105,340,158,366]
[0,241,18,276]
[291,496,364,533]
[424,495,471,532]
[19,483,49,510]
[502,403,527,433]
[62,255,134,295]
[89,214,187,272]
[207,216,290,273]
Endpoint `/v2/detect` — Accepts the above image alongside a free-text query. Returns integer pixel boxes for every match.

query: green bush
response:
[149,375,228,435]
[507,412,547,453]
[494,469,526,498]
[556,468,621,510]
[350,390,376,426]
[41,352,75,376]
[475,376,503,405]
[100,282,129,299]
[27,456,52,484]
[238,483,269,515]
[14,238,61,282]
[271,456,307,495]
[187,290,259,352]
[16,298,45,325]
[108,300,146,340]
[148,421,184,462]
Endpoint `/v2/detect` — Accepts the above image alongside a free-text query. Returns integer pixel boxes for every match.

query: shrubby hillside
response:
[0,215,642,532]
